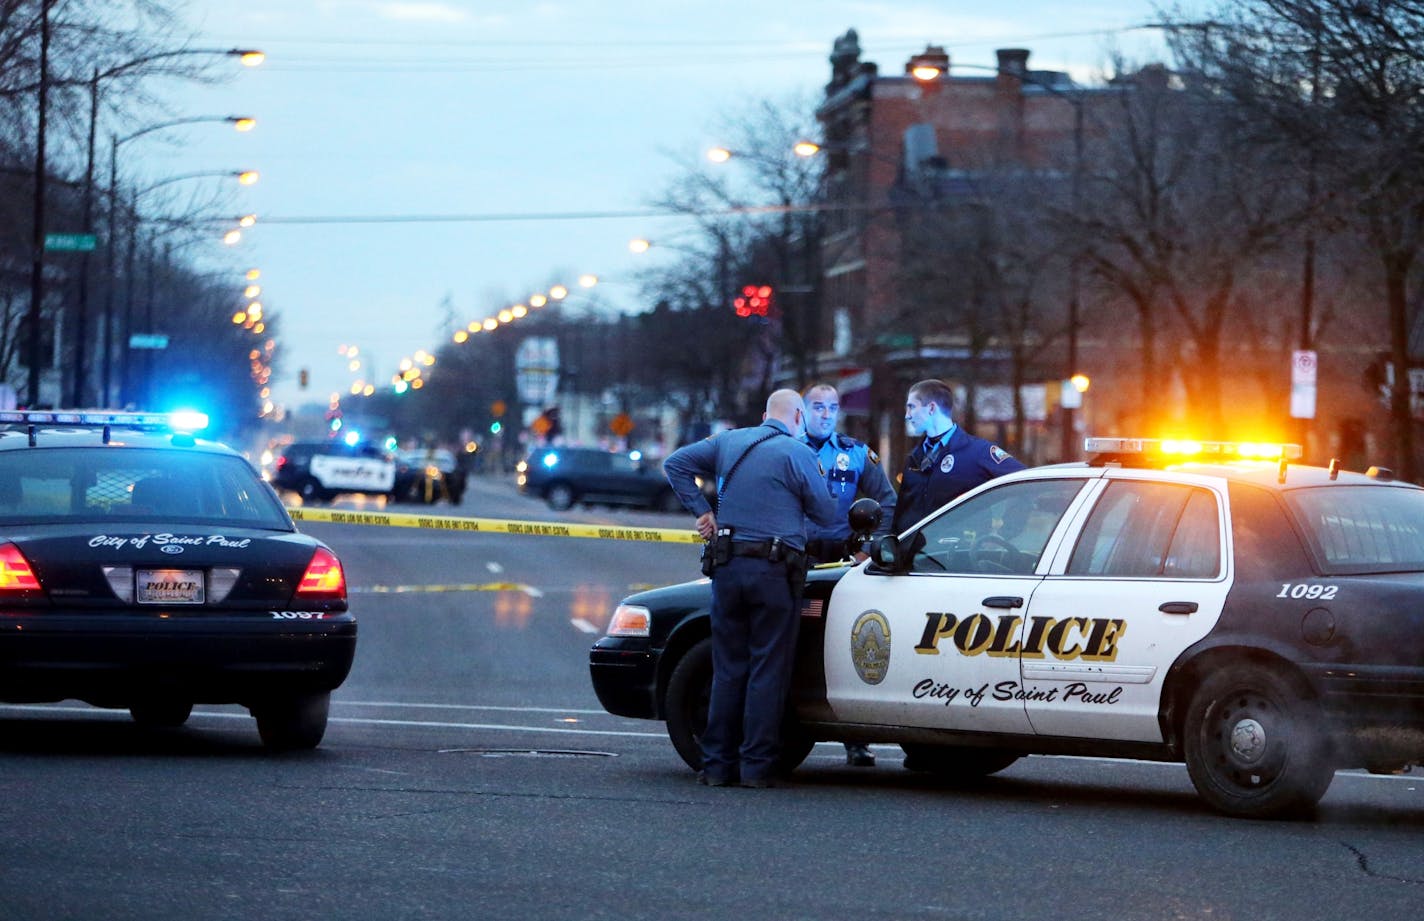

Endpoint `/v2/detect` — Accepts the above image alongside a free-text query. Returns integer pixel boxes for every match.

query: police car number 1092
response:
[591,436,1424,820]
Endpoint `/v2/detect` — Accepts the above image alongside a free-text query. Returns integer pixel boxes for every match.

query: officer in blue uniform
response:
[664,390,837,788]
[801,382,898,768]
[891,378,1026,535]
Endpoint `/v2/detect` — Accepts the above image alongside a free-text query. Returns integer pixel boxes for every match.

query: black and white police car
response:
[590,437,1424,818]
[0,410,357,749]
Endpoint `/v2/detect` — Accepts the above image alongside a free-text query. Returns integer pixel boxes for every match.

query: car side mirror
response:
[872,535,903,572]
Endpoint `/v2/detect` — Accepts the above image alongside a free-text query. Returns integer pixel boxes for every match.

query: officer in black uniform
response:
[891,378,1026,535]
[664,390,837,788]
[801,382,897,768]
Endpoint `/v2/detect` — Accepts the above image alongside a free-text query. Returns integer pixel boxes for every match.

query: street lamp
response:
[100,122,254,407]
[35,36,262,406]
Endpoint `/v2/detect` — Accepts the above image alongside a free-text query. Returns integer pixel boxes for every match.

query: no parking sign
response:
[1290,350,1317,419]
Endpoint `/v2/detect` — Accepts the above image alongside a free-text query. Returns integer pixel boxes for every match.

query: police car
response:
[0,411,357,749]
[590,437,1424,818]
[271,440,396,503]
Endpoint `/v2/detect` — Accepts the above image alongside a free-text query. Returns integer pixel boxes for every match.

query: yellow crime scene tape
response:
[285,506,702,544]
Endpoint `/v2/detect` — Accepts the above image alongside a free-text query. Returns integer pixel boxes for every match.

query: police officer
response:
[801,382,897,768]
[664,390,837,788]
[891,378,1026,534]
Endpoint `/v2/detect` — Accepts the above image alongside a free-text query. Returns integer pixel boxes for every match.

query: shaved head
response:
[764,388,805,434]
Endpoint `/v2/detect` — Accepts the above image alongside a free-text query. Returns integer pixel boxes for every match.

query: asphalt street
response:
[1,474,1422,920]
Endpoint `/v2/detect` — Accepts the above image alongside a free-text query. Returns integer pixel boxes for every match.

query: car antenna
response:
[27,424,35,447]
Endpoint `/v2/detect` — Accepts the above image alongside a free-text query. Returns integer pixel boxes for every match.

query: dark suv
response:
[516,447,681,512]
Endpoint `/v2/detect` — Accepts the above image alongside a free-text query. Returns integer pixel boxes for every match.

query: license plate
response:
[136,569,206,605]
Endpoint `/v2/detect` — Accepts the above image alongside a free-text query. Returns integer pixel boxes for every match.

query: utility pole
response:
[26,0,52,406]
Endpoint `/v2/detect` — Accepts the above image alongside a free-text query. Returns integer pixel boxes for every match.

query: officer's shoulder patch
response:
[989,445,1012,464]
[868,449,881,465]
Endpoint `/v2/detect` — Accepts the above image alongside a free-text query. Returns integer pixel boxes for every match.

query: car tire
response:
[298,477,327,503]
[129,699,193,728]
[899,743,1019,779]
[254,690,330,751]
[1183,664,1335,819]
[663,637,815,777]
[546,483,575,511]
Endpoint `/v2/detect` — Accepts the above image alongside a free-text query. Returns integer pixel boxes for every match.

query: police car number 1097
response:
[591,437,1424,820]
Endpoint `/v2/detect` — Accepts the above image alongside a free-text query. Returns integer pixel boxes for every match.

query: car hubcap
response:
[1229,717,1267,764]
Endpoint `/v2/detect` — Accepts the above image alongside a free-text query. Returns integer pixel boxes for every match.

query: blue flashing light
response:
[343,430,362,447]
[329,418,343,432]
[489,421,502,434]
[383,436,398,452]
[541,452,559,468]
[167,410,209,432]
[628,450,643,462]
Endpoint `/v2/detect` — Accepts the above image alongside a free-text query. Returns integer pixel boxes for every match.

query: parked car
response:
[393,447,466,505]
[0,410,356,749]
[591,436,1424,819]
[516,446,681,512]
[271,440,395,502]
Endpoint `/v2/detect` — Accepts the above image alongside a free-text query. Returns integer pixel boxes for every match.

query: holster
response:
[700,528,733,577]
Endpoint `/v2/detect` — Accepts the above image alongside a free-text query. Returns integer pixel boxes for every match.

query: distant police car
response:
[0,411,357,749]
[271,440,396,502]
[591,438,1424,818]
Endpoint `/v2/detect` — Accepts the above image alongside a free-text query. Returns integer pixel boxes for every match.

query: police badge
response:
[850,610,891,685]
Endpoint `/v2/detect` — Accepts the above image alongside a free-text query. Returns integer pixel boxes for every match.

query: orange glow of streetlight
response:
[549,285,568,300]
[498,309,513,323]
[793,140,821,157]
[246,268,260,281]
[453,330,469,343]
[244,284,261,298]
[233,117,257,132]
[706,147,732,163]
[910,64,943,81]
[579,274,598,288]
[628,237,651,254]
[239,214,257,227]
[512,305,528,318]
[467,321,480,332]
[237,170,259,185]
[482,318,498,330]
[223,229,242,245]
[232,311,247,324]
[238,50,266,67]
[362,384,375,397]
[530,294,548,307]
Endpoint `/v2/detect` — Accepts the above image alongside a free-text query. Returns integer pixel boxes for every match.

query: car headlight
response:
[606,603,651,637]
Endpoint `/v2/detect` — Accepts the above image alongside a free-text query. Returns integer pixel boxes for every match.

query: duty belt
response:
[729,540,804,563]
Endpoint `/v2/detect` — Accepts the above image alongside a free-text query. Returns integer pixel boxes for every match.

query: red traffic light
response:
[732,283,774,317]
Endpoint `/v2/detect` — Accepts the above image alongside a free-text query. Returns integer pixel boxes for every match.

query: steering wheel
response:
[970,534,1018,574]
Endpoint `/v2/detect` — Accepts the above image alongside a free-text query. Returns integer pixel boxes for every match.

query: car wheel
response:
[129,699,193,728]
[254,691,330,751]
[298,478,326,503]
[663,637,815,776]
[546,483,575,511]
[899,743,1019,779]
[656,489,683,513]
[1183,664,1335,819]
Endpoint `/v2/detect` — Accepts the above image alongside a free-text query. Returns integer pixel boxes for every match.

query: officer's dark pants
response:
[702,555,798,784]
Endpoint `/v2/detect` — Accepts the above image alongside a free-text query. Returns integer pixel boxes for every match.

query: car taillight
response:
[0,543,41,593]
[296,547,346,599]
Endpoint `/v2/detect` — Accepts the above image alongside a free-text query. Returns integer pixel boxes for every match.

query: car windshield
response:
[1286,484,1424,574]
[0,447,292,530]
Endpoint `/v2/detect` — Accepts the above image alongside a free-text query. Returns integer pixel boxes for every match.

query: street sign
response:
[1290,349,1317,419]
[129,334,170,350]
[44,233,97,252]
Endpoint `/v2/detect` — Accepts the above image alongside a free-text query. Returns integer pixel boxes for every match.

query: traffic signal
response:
[733,284,774,317]
[298,368,310,389]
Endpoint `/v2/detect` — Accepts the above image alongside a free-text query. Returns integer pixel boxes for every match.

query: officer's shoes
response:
[845,744,876,767]
[697,771,733,787]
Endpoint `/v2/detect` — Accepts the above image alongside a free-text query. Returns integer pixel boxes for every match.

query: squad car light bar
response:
[0,410,209,432]
[1085,437,1303,465]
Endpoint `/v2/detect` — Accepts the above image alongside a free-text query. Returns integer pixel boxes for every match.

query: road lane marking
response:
[0,704,666,739]
[570,618,600,634]
[349,582,543,596]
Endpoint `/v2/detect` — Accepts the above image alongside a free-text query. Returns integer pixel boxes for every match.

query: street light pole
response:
[25,0,52,407]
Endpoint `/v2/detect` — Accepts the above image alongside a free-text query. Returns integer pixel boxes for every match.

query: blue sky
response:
[147,0,1172,409]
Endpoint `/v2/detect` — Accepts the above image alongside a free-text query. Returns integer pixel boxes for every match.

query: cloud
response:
[374,2,469,23]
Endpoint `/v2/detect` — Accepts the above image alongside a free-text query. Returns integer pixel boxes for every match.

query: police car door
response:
[824,475,1094,734]
[1020,470,1232,742]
